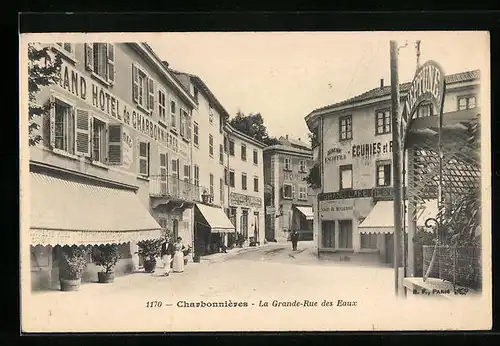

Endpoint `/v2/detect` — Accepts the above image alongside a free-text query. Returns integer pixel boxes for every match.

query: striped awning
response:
[29,172,163,246]
[195,203,236,233]
[358,200,438,234]
[295,206,314,220]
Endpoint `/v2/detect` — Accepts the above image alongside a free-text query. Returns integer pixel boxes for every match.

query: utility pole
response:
[390,40,405,297]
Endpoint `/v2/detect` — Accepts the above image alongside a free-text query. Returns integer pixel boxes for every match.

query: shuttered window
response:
[209,135,214,157]
[242,173,247,190]
[194,165,200,186]
[50,96,75,154]
[210,173,214,197]
[138,141,150,176]
[219,144,224,164]
[193,122,199,146]
[160,153,168,195]
[158,88,167,123]
[170,100,177,129]
[75,109,91,157]
[107,124,122,164]
[84,43,114,84]
[92,118,107,163]
[132,64,151,111]
[184,165,191,183]
[180,109,185,137]
[171,159,179,177]
[220,178,224,204]
[185,110,191,141]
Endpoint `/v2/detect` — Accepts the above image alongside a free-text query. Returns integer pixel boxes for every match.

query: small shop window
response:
[338,220,353,249]
[339,115,353,141]
[360,233,378,249]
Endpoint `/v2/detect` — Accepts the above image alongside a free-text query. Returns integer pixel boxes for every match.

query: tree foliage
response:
[305,163,321,189]
[28,43,62,146]
[229,110,280,146]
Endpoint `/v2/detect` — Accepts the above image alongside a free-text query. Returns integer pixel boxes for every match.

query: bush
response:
[60,246,90,280]
[93,244,121,274]
[137,238,163,262]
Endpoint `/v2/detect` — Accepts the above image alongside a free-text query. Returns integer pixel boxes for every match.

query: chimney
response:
[298,138,301,141]
[286,134,289,140]
[162,60,169,68]
[380,78,384,88]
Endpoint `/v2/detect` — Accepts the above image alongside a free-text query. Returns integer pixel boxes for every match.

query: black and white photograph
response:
[19,31,491,332]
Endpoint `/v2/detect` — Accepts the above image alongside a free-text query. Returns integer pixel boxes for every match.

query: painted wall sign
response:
[319,199,355,219]
[121,127,133,169]
[230,192,262,209]
[319,186,408,201]
[56,61,188,160]
[352,140,392,158]
[324,147,347,163]
[284,173,308,181]
[401,60,446,144]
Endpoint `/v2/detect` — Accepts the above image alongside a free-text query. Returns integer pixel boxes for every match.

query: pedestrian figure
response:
[291,230,299,251]
[172,237,186,273]
[161,238,175,276]
[220,244,228,253]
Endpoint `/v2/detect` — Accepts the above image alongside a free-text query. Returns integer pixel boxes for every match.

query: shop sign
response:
[401,60,446,144]
[122,127,133,169]
[352,140,392,158]
[284,172,308,181]
[324,147,347,163]
[319,186,407,201]
[319,199,355,219]
[56,61,187,160]
[230,192,262,209]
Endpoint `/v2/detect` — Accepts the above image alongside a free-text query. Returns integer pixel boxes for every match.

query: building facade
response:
[28,42,198,290]
[305,70,480,264]
[263,136,314,242]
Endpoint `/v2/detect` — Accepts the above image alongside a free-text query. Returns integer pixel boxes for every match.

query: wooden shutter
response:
[107,124,122,164]
[147,77,154,111]
[75,109,91,157]
[291,184,296,199]
[132,64,139,103]
[107,43,115,83]
[138,140,149,176]
[186,114,192,140]
[84,43,94,71]
[49,94,56,149]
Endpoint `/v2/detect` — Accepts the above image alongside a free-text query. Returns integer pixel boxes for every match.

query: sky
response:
[145,32,488,143]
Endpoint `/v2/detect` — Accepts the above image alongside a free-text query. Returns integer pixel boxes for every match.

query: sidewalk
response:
[198,243,272,264]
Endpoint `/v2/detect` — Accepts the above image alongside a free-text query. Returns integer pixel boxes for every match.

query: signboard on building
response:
[324,140,393,165]
[230,192,262,209]
[319,199,355,219]
[122,127,133,169]
[284,173,308,181]
[319,187,407,201]
[56,61,188,160]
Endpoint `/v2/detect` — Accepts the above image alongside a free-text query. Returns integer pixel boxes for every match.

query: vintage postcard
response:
[19,31,491,332]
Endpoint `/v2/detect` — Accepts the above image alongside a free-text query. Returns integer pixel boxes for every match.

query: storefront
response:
[291,205,314,241]
[228,192,263,245]
[29,169,163,290]
[194,203,235,255]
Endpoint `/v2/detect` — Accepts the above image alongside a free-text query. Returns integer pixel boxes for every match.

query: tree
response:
[28,43,62,146]
[305,163,321,189]
[229,110,280,146]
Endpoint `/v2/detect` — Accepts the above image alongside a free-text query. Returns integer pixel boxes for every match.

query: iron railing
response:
[149,174,202,202]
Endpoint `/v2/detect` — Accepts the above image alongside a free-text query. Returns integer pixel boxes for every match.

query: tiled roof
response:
[312,69,480,114]
[279,137,311,150]
[264,144,312,156]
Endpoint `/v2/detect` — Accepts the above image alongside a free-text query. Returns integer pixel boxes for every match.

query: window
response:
[241,173,247,190]
[229,139,235,156]
[107,124,122,165]
[184,165,191,183]
[339,164,353,190]
[299,186,307,200]
[284,157,291,171]
[224,135,228,153]
[132,64,154,111]
[138,141,150,177]
[52,98,75,154]
[376,161,391,187]
[283,183,295,199]
[219,144,224,164]
[241,144,247,161]
[254,177,259,192]
[54,43,75,60]
[338,220,353,249]
[416,102,433,118]
[253,150,258,165]
[210,173,214,197]
[193,122,199,146]
[220,178,224,204]
[209,134,214,157]
[180,110,185,137]
[339,115,353,140]
[224,168,228,185]
[229,207,237,227]
[299,160,306,172]
[361,233,378,249]
[375,109,391,135]
[321,221,335,248]
[241,209,249,238]
[193,87,198,102]
[84,43,114,84]
[229,170,235,187]
[458,95,477,110]
[158,89,167,123]
[92,118,106,163]
[171,159,178,178]
[159,153,168,194]
[209,103,214,124]
[170,100,177,130]
[180,109,191,140]
[194,165,200,187]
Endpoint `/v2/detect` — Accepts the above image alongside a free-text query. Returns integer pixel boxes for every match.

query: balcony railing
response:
[149,174,202,202]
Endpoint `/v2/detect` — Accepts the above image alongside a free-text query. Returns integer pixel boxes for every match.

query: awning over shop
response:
[29,172,163,246]
[295,206,314,220]
[195,203,236,233]
[358,200,439,234]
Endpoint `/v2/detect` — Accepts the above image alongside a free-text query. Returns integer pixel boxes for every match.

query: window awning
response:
[295,206,314,220]
[29,172,163,246]
[358,200,438,234]
[195,203,236,233]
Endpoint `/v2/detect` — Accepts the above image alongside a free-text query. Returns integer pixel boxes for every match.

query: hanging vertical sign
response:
[401,60,446,145]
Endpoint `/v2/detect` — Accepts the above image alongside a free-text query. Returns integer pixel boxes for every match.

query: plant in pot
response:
[59,246,90,291]
[137,238,163,273]
[93,244,121,283]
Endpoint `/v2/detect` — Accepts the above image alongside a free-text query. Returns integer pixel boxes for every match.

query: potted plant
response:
[137,238,163,273]
[59,246,90,291]
[93,244,121,283]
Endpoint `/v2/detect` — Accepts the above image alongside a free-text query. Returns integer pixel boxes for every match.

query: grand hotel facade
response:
[27,42,264,290]
[305,70,480,264]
